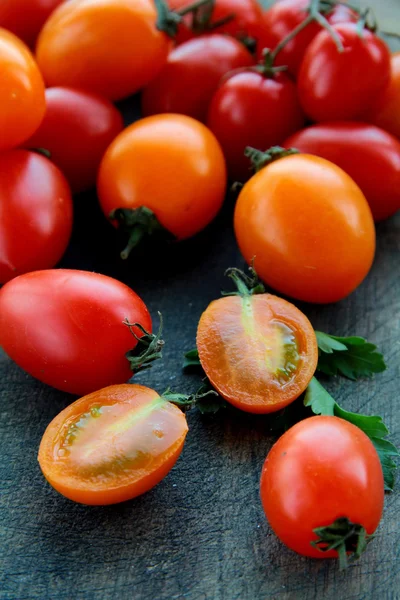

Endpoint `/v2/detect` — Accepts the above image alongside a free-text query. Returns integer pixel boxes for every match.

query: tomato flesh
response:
[38,385,188,505]
[197,294,318,413]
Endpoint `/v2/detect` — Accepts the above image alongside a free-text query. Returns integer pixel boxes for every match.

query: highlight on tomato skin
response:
[38,385,189,505]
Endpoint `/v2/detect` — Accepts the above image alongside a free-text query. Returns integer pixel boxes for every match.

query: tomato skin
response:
[0,150,73,284]
[36,0,172,101]
[284,123,400,222]
[260,416,384,559]
[0,29,45,151]
[207,71,305,181]
[98,114,227,240]
[142,35,254,123]
[0,270,152,395]
[234,154,375,304]
[26,87,124,193]
[298,24,391,122]
[369,52,400,140]
[197,294,318,413]
[38,385,188,505]
[0,0,65,48]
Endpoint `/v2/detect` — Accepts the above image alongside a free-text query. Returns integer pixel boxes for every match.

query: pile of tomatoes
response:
[0,0,398,569]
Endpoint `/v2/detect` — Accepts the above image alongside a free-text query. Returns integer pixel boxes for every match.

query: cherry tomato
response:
[168,0,263,44]
[38,384,188,505]
[257,0,357,77]
[26,87,124,193]
[142,34,254,123]
[0,270,152,395]
[0,150,73,284]
[98,114,227,248]
[369,52,400,139]
[260,416,384,559]
[0,29,45,151]
[234,153,375,304]
[0,0,65,48]
[298,24,391,122]
[284,123,400,222]
[207,70,305,181]
[197,291,318,414]
[36,0,173,101]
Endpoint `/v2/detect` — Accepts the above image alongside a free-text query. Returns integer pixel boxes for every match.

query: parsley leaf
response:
[183,348,202,371]
[315,332,387,380]
[305,378,399,491]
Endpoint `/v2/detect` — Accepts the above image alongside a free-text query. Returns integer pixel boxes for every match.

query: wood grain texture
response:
[1,3,400,599]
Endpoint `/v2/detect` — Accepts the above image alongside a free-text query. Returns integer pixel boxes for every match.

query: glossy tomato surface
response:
[197,293,318,413]
[298,24,391,122]
[0,150,73,283]
[285,123,400,222]
[0,29,45,151]
[26,87,124,193]
[36,0,172,101]
[207,70,305,181]
[98,114,227,240]
[38,385,188,505]
[142,34,254,123]
[0,270,152,395]
[234,154,376,304]
[260,416,384,559]
[369,52,400,139]
[0,0,65,48]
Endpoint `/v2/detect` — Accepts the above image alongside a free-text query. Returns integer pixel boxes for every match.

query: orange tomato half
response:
[38,385,189,505]
[369,52,400,139]
[197,293,318,414]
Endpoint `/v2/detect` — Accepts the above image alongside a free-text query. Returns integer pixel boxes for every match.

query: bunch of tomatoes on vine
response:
[0,0,399,570]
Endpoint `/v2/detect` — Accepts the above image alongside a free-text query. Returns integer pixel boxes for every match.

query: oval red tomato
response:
[0,0,65,48]
[284,123,400,222]
[369,52,400,139]
[142,34,254,123]
[0,270,153,395]
[0,150,73,284]
[26,87,124,193]
[38,384,188,505]
[260,416,384,560]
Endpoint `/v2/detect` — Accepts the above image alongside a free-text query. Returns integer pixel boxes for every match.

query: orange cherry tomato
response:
[98,114,227,250]
[36,0,173,101]
[369,52,400,139]
[234,153,376,304]
[38,384,189,505]
[0,29,45,151]
[197,284,318,414]
[0,0,65,48]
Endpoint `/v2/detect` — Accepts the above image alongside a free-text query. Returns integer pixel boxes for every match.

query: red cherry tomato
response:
[26,87,124,193]
[369,52,400,139]
[0,270,152,395]
[298,23,391,122]
[257,0,357,77]
[207,70,305,181]
[0,150,73,284]
[142,34,254,123]
[260,416,384,560]
[0,0,65,48]
[0,29,45,151]
[284,122,400,222]
[38,384,188,505]
[168,0,263,44]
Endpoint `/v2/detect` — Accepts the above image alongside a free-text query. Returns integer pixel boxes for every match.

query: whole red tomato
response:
[0,0,65,48]
[142,34,254,123]
[0,270,153,395]
[257,0,357,77]
[369,52,400,139]
[0,150,73,284]
[298,23,391,122]
[207,70,305,181]
[284,122,400,222]
[26,87,124,193]
[168,0,263,44]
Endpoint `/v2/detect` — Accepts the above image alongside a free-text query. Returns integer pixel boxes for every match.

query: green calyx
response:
[311,517,372,570]
[110,206,175,260]
[245,146,299,173]
[222,264,265,297]
[155,0,217,38]
[124,313,165,373]
[162,385,226,414]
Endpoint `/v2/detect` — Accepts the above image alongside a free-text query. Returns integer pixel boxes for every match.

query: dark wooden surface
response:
[1,3,400,599]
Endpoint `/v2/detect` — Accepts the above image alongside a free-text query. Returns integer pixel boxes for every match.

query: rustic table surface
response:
[1,2,399,599]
